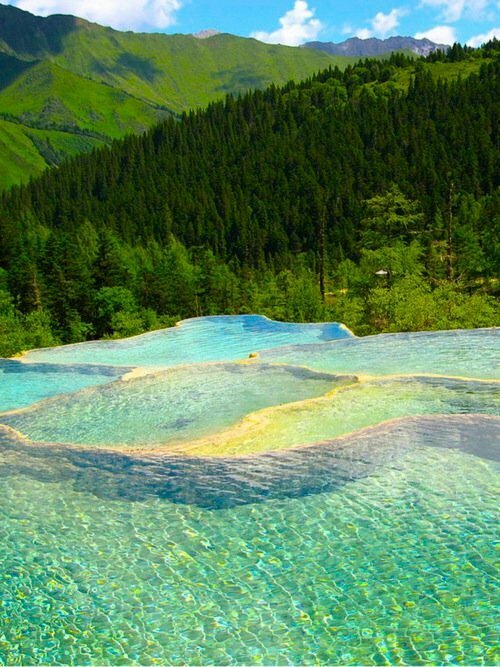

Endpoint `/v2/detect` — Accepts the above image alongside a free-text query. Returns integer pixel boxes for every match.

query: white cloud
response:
[419,0,490,22]
[13,0,183,30]
[355,28,373,39]
[415,25,457,43]
[251,1,323,46]
[355,8,407,39]
[372,8,407,36]
[466,27,500,46]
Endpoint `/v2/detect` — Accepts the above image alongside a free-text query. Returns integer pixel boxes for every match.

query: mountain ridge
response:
[0,2,358,189]
[304,36,449,57]
[0,4,462,192]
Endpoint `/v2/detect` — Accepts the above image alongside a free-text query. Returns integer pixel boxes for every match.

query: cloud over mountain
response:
[251,1,323,47]
[415,25,457,43]
[355,8,408,39]
[12,0,183,29]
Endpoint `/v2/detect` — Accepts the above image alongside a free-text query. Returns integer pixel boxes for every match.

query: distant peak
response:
[192,29,221,40]
[303,36,449,58]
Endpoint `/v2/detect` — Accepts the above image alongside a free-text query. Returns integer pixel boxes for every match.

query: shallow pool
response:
[22,315,352,368]
[261,328,499,380]
[3,363,348,448]
[0,420,497,665]
[0,359,126,412]
[0,318,498,665]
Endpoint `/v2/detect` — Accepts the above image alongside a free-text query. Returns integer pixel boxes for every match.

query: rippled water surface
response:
[3,363,346,448]
[0,318,498,665]
[0,443,497,665]
[262,328,499,379]
[178,377,500,457]
[22,315,352,368]
[0,360,126,412]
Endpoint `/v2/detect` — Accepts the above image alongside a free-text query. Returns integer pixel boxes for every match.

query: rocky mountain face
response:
[304,36,449,57]
[192,29,221,39]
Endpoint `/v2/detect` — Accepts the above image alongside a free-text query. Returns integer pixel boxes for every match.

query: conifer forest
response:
[0,44,498,355]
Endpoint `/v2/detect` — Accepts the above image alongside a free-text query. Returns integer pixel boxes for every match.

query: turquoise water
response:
[175,377,500,457]
[0,360,126,412]
[0,318,498,665]
[1,414,497,508]
[0,423,498,665]
[22,315,352,368]
[6,374,497,455]
[3,363,347,448]
[261,328,500,379]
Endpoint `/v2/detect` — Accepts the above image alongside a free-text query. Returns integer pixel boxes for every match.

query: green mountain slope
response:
[42,30,349,112]
[0,118,104,189]
[0,119,48,187]
[0,3,352,189]
[0,4,346,111]
[0,58,169,137]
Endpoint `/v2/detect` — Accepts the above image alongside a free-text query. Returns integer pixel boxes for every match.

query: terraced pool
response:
[0,317,498,665]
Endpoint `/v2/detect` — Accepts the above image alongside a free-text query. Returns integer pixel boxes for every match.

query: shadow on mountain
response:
[216,66,269,93]
[0,4,82,58]
[0,53,37,91]
[114,53,162,83]
[0,415,498,510]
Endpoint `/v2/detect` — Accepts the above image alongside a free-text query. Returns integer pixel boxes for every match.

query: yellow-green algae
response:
[171,376,500,457]
[1,362,351,448]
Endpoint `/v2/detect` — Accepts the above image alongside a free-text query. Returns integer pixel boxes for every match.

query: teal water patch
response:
[191,377,500,457]
[1,415,497,508]
[1,321,498,665]
[0,360,127,412]
[21,315,352,368]
[261,328,500,380]
[2,363,348,448]
[0,440,497,665]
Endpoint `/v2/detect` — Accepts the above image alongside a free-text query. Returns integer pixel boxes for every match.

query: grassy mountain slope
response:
[0,58,170,137]
[50,30,348,112]
[0,4,347,111]
[385,58,488,90]
[0,118,104,189]
[0,4,486,191]
[0,119,47,187]
[0,3,352,189]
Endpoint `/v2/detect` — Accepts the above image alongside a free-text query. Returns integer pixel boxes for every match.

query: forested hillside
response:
[0,3,351,189]
[0,44,498,355]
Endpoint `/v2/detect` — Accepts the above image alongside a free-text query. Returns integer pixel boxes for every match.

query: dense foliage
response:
[0,45,498,356]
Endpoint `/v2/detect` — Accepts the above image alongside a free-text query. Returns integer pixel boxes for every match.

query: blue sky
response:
[6,0,500,46]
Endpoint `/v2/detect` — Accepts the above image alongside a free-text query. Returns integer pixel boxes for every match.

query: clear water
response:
[0,425,497,665]
[261,328,500,380]
[3,363,347,448]
[0,318,498,666]
[175,377,500,457]
[1,414,497,509]
[21,315,352,368]
[0,359,126,413]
